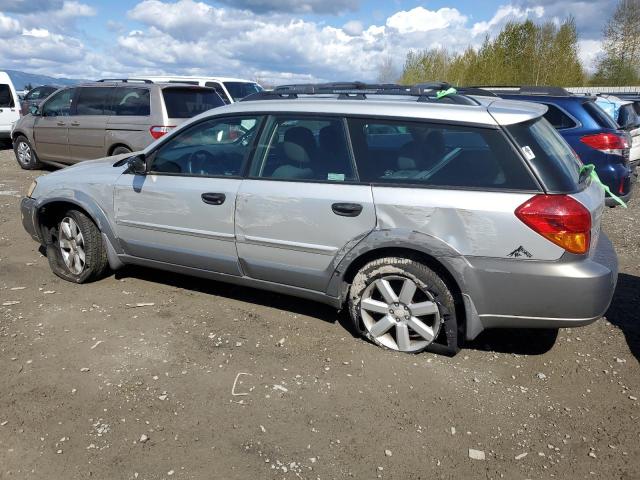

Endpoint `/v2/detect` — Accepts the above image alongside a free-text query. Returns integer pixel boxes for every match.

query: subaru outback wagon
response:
[11,80,224,169]
[20,83,618,355]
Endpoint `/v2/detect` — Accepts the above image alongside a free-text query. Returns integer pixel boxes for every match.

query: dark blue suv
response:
[470,86,634,207]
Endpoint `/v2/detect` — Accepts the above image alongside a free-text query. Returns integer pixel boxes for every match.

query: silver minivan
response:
[20,83,618,355]
[11,80,224,169]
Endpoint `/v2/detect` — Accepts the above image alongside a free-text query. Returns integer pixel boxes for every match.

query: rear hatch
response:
[506,117,605,254]
[161,86,224,125]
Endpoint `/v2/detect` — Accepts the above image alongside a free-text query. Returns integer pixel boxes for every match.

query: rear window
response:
[507,118,582,192]
[223,82,262,102]
[583,101,619,129]
[0,84,14,108]
[162,88,224,118]
[348,118,537,190]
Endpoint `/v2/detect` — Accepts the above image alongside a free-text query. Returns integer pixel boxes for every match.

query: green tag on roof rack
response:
[436,87,457,99]
[580,163,627,208]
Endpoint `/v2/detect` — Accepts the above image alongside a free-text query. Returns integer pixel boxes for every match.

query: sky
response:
[0,0,617,83]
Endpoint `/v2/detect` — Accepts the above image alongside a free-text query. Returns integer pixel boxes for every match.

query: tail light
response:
[149,125,175,140]
[580,132,629,156]
[515,195,591,254]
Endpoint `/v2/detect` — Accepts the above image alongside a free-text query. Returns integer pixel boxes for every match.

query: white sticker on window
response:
[328,173,345,181]
[521,146,536,160]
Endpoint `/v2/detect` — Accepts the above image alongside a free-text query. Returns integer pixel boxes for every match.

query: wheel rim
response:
[17,142,31,165]
[59,217,86,275]
[360,275,441,352]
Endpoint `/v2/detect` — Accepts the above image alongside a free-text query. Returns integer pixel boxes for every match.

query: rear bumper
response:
[20,197,41,243]
[453,233,618,339]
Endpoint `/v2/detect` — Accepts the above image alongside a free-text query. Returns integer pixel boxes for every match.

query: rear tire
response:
[13,135,42,170]
[111,146,132,156]
[47,209,109,283]
[348,257,459,355]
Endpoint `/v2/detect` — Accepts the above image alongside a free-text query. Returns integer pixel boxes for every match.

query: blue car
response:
[469,86,634,207]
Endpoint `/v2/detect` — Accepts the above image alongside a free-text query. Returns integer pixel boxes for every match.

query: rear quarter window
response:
[542,104,577,129]
[583,101,619,129]
[506,117,582,193]
[162,88,224,118]
[348,118,537,190]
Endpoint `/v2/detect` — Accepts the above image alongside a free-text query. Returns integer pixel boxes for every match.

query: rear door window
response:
[74,87,115,115]
[251,116,356,182]
[162,87,224,118]
[543,104,577,129]
[348,118,537,190]
[112,87,151,116]
[507,117,582,192]
[0,84,14,108]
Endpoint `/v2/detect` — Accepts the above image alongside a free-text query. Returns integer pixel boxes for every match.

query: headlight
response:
[26,180,37,198]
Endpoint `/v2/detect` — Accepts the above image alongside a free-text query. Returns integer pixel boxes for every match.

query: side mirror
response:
[127,154,147,175]
[29,105,40,116]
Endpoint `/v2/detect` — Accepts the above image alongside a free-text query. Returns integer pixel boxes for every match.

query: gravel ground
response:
[0,145,638,480]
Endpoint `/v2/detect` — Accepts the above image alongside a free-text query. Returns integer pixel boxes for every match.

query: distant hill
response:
[4,69,90,91]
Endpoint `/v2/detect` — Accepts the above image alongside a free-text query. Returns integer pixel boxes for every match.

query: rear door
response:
[114,114,263,274]
[33,88,75,162]
[68,86,115,162]
[106,85,153,152]
[0,82,19,134]
[235,115,376,292]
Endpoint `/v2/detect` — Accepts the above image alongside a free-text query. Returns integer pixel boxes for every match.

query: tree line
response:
[395,0,640,87]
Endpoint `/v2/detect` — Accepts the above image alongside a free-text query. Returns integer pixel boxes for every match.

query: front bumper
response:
[20,197,41,243]
[453,233,618,339]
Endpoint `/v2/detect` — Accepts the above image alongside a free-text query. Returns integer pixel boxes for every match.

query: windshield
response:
[162,88,224,118]
[222,82,262,101]
[507,117,582,192]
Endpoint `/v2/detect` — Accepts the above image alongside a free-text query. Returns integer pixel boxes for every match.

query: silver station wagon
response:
[20,82,618,355]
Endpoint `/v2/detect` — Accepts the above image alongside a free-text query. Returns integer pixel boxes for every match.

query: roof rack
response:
[456,87,499,97]
[470,85,572,97]
[96,78,153,84]
[241,82,479,105]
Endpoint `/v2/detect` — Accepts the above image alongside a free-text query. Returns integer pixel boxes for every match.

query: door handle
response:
[56,121,66,126]
[70,121,80,126]
[332,202,363,217]
[201,192,226,205]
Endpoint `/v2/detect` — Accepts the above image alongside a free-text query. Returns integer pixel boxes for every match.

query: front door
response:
[33,88,74,162]
[68,86,114,162]
[114,114,263,275]
[235,115,376,292]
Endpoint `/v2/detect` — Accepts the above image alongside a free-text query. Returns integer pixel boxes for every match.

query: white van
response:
[127,76,262,104]
[0,72,20,140]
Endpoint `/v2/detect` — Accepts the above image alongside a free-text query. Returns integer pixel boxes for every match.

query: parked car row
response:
[19,82,619,355]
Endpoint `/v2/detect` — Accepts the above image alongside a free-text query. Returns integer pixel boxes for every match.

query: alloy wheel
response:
[17,141,31,166]
[360,275,441,352]
[59,217,86,275]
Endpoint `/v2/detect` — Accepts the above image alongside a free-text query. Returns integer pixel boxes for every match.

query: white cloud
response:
[471,5,544,36]
[386,7,467,34]
[22,28,50,38]
[0,12,21,38]
[343,20,363,36]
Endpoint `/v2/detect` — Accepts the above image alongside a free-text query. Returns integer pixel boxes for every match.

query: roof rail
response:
[456,87,499,97]
[471,85,572,97]
[241,81,479,105]
[96,78,153,84]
